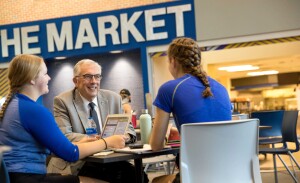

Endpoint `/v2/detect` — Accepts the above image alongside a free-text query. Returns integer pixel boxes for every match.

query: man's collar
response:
[78,92,99,107]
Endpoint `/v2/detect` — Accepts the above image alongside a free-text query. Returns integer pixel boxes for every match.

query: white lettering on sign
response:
[21,25,41,54]
[47,21,73,52]
[75,18,98,49]
[0,3,192,59]
[1,28,21,57]
[145,8,167,41]
[97,15,121,47]
[1,26,40,57]
[120,11,145,44]
[167,4,191,37]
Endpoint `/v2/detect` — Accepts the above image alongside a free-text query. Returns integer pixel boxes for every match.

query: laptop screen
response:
[101,114,130,138]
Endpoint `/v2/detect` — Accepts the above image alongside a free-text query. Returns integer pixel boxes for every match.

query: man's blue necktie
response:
[89,102,101,134]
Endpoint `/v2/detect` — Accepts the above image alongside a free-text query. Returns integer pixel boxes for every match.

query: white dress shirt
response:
[79,95,103,131]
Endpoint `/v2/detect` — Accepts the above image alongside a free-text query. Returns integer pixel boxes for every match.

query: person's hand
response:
[104,135,126,149]
[77,135,100,144]
[165,123,173,142]
[124,134,131,143]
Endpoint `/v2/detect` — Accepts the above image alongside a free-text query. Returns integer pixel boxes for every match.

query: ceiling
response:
[204,40,300,80]
[208,54,300,79]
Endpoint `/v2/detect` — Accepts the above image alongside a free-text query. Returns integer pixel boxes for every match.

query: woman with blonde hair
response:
[0,54,126,183]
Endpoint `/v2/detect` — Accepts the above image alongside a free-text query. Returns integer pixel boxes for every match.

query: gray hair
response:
[73,59,102,76]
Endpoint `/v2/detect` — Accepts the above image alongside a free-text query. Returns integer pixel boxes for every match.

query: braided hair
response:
[0,54,43,119]
[167,37,213,98]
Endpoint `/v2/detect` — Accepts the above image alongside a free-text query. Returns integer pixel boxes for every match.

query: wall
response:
[44,49,145,116]
[194,0,300,45]
[152,54,173,97]
[0,69,8,99]
[0,0,174,116]
[234,87,297,111]
[0,0,173,25]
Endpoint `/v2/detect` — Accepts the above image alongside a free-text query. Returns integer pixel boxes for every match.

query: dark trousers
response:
[9,172,79,183]
[78,161,149,183]
[173,154,180,183]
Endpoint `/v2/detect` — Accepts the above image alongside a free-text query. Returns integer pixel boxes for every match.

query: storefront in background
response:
[0,0,300,115]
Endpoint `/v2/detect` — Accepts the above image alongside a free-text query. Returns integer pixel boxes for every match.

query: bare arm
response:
[77,135,126,159]
[150,107,170,151]
[123,103,132,114]
[73,135,100,144]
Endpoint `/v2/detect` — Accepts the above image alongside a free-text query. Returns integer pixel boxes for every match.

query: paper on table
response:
[113,144,151,154]
[114,144,171,154]
[93,150,114,156]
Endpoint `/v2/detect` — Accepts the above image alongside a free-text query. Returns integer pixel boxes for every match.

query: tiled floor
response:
[145,146,300,183]
[146,162,178,182]
[147,162,300,183]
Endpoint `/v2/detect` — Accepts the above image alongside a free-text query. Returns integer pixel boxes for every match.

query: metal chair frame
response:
[0,146,11,183]
[259,110,300,183]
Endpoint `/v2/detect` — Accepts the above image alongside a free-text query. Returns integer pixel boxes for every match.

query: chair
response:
[259,110,300,183]
[231,113,249,120]
[180,119,261,183]
[135,126,177,175]
[251,111,285,159]
[0,160,10,183]
[143,155,176,175]
[251,110,284,139]
[0,146,11,183]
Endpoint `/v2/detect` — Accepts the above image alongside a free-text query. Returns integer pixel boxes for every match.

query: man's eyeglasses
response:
[76,74,102,81]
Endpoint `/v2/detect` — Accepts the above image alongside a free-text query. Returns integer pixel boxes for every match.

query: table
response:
[131,147,179,183]
[85,147,180,183]
[259,125,272,130]
[84,152,134,163]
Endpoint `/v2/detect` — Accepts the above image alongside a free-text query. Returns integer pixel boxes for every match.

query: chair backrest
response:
[0,146,11,183]
[180,119,261,183]
[281,110,299,152]
[232,113,249,120]
[250,110,284,137]
[0,159,10,183]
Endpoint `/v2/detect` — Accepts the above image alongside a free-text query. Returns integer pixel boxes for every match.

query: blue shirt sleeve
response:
[19,97,79,162]
[153,81,174,113]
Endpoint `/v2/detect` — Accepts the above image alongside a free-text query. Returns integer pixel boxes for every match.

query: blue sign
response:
[0,1,195,62]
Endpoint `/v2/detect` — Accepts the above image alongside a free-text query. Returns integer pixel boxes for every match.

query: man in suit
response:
[48,59,148,182]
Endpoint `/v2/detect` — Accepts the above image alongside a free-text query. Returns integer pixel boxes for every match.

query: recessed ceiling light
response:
[247,70,279,76]
[110,50,122,54]
[218,65,259,72]
[54,56,67,60]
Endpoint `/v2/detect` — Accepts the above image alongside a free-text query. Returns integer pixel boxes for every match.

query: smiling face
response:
[73,62,101,101]
[8,54,50,100]
[34,62,51,96]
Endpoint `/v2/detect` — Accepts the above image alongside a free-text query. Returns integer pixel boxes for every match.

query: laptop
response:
[101,114,131,138]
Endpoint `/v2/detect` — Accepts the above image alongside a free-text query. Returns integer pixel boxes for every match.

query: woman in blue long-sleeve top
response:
[0,54,126,183]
